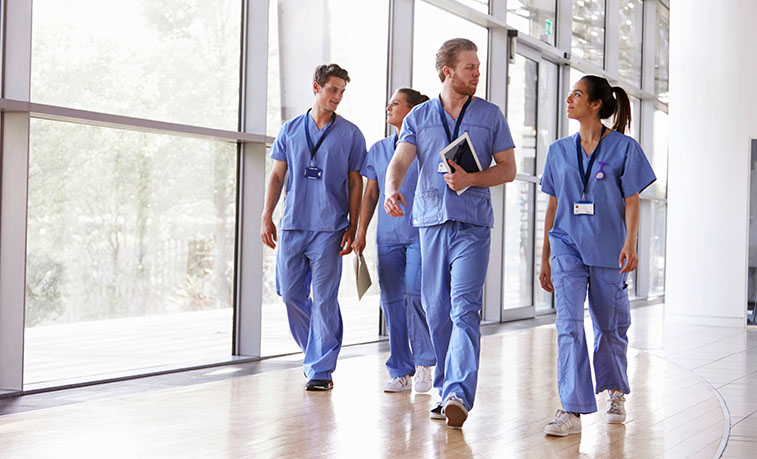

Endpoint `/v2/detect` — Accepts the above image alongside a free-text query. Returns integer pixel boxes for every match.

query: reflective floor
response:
[1,302,755,458]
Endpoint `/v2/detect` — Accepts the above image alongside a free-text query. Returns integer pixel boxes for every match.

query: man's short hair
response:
[435,38,478,82]
[313,63,351,87]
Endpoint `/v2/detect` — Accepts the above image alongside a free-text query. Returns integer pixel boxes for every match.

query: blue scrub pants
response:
[377,241,435,378]
[551,254,631,414]
[419,222,490,411]
[276,230,344,381]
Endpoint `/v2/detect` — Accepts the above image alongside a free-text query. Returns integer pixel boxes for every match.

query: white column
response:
[0,0,33,392]
[387,0,414,95]
[235,0,270,357]
[666,0,757,326]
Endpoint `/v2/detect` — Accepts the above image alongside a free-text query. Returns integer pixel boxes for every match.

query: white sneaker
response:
[544,409,581,436]
[606,391,626,424]
[413,366,433,393]
[383,375,412,392]
[443,395,468,428]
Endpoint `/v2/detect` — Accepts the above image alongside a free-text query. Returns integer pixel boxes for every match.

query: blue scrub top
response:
[540,130,656,268]
[270,112,367,232]
[399,97,515,228]
[362,134,420,244]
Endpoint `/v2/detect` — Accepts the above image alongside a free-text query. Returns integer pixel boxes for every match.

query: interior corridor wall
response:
[666,0,757,326]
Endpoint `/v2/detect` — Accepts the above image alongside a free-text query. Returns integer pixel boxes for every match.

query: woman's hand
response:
[352,231,367,255]
[619,243,638,273]
[539,259,554,292]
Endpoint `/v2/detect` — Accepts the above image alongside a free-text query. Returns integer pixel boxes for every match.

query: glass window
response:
[30,0,241,130]
[263,0,389,356]
[458,0,489,14]
[537,61,559,176]
[267,0,389,147]
[25,119,237,386]
[651,110,668,199]
[503,181,535,310]
[534,61,559,312]
[571,0,606,67]
[649,202,666,296]
[618,0,643,85]
[507,0,557,45]
[655,4,670,104]
[567,68,586,135]
[508,54,538,175]
[412,1,489,99]
[534,192,552,312]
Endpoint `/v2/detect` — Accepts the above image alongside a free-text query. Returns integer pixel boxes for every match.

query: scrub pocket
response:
[551,254,589,322]
[413,189,441,226]
[464,188,491,223]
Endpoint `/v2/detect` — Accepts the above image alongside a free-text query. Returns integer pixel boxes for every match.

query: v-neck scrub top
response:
[540,130,656,268]
[362,135,420,244]
[398,97,515,228]
[270,113,367,232]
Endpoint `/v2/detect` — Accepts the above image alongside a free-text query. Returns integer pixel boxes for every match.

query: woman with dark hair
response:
[352,88,436,393]
[539,75,656,436]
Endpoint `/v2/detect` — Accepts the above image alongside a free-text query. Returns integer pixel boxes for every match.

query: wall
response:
[666,0,757,326]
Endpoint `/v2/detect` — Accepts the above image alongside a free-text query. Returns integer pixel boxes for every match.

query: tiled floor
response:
[1,302,755,458]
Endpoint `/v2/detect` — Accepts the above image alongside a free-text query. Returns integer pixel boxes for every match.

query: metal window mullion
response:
[605,0,620,79]
[634,0,658,299]
[0,0,33,393]
[556,0,573,140]
[482,0,508,323]
[421,0,507,30]
[234,0,269,358]
[387,0,414,135]
[555,0,573,55]
[0,99,271,144]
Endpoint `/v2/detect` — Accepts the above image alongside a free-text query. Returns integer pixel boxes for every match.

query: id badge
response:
[437,162,447,174]
[573,201,594,215]
[304,166,322,180]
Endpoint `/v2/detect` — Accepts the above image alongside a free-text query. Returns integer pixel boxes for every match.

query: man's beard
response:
[451,73,477,96]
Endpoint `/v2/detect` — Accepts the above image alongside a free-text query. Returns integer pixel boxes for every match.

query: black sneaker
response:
[429,402,445,420]
[305,379,334,391]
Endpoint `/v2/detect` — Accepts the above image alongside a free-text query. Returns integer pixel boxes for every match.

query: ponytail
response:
[579,76,632,134]
[610,86,631,134]
[397,88,430,108]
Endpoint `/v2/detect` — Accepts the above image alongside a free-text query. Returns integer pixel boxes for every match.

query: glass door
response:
[503,44,559,321]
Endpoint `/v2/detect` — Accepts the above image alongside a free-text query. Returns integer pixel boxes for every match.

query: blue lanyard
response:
[575,125,607,200]
[437,95,472,143]
[304,109,336,166]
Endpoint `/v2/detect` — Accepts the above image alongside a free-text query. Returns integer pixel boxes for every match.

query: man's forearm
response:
[385,142,417,197]
[468,160,517,188]
[263,174,284,219]
[348,172,363,230]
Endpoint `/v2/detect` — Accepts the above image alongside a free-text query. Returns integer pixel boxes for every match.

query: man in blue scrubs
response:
[384,39,517,427]
[261,64,366,391]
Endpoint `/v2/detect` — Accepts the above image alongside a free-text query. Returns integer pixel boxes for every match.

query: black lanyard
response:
[575,125,607,200]
[304,109,336,166]
[437,95,472,143]
[393,133,398,149]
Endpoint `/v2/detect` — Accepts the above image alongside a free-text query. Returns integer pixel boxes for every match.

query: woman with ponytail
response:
[539,75,656,436]
[352,88,436,394]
